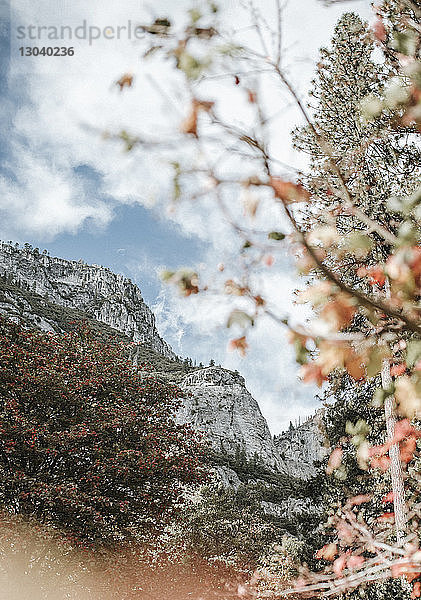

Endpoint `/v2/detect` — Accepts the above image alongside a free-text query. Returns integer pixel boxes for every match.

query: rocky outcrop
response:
[0,241,175,358]
[178,367,282,470]
[0,241,328,482]
[274,412,329,479]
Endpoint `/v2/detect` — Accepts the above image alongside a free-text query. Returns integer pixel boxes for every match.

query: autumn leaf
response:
[180,98,215,136]
[373,17,387,42]
[412,581,421,599]
[269,177,310,203]
[390,363,407,377]
[337,521,356,545]
[315,543,337,561]
[115,73,134,91]
[333,553,347,576]
[356,265,386,287]
[378,512,395,522]
[224,279,247,296]
[228,336,249,357]
[347,555,365,570]
[382,491,394,504]
[348,494,371,506]
[247,89,257,104]
[299,362,327,387]
[345,350,366,381]
[400,436,417,464]
[371,455,391,471]
[320,295,356,331]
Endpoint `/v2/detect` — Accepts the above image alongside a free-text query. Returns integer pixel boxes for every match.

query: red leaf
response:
[269,177,310,203]
[357,265,386,287]
[378,512,395,522]
[391,363,407,377]
[412,581,421,598]
[373,17,387,42]
[400,436,417,464]
[382,491,394,503]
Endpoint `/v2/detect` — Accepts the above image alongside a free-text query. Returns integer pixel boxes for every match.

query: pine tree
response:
[294,13,419,274]
[295,12,420,542]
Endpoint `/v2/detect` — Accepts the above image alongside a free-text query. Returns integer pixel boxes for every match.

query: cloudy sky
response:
[1,0,372,433]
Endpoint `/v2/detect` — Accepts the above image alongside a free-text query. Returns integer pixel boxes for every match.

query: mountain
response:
[274,412,328,479]
[0,241,326,488]
[0,241,174,358]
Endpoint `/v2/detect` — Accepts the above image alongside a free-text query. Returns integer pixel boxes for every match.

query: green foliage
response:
[172,483,284,569]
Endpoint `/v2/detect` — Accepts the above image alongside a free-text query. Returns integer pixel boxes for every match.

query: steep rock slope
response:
[0,242,174,358]
[0,241,326,484]
[274,412,328,479]
[178,367,281,470]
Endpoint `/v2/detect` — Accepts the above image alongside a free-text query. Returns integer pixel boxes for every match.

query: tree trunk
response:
[381,278,407,542]
[381,358,407,542]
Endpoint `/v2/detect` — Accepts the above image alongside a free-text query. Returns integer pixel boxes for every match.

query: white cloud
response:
[3,0,372,431]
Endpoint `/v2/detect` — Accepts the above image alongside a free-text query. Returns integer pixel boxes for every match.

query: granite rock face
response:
[0,241,328,481]
[178,367,282,470]
[0,242,175,358]
[274,412,329,479]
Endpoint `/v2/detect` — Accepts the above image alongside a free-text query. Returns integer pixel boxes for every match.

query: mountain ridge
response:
[0,240,326,484]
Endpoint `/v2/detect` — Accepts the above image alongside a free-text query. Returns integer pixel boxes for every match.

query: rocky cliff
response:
[0,241,326,484]
[0,241,175,358]
[274,413,329,479]
[179,367,282,470]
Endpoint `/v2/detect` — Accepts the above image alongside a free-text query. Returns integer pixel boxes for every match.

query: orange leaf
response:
[411,581,421,599]
[400,436,417,464]
[371,455,391,471]
[320,298,356,330]
[345,352,365,381]
[228,336,248,357]
[357,265,386,287]
[378,512,395,522]
[315,543,337,562]
[391,363,407,377]
[116,73,134,91]
[382,491,394,503]
[269,177,310,203]
[300,363,328,387]
[407,571,421,584]
[180,98,214,137]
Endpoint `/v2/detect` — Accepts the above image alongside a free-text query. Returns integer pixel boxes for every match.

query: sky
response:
[0,0,373,433]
